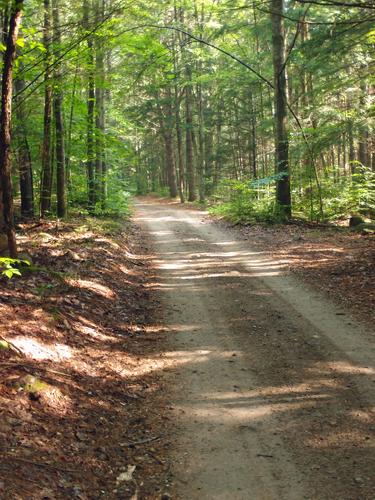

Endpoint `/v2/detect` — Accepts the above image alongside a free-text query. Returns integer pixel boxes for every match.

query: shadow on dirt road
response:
[135,198,375,500]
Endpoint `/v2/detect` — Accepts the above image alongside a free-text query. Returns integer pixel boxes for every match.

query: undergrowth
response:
[209,167,374,225]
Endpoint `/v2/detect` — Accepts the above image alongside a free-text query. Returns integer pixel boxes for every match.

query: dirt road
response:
[135,199,375,500]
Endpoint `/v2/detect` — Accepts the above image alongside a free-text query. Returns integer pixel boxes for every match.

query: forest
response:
[0,0,374,498]
[0,0,374,260]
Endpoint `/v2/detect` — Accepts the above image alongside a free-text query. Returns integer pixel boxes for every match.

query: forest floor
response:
[0,215,171,499]
[215,216,375,329]
[0,198,374,499]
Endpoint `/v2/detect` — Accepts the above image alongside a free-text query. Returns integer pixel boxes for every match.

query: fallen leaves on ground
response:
[0,216,171,499]
[225,220,375,327]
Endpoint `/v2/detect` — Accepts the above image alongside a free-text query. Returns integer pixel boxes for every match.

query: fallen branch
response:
[146,451,163,465]
[0,361,71,378]
[123,392,142,400]
[0,336,24,357]
[34,366,72,378]
[5,455,77,473]
[123,435,162,447]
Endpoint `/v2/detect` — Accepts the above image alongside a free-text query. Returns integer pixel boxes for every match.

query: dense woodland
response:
[0,3,374,496]
[0,0,374,259]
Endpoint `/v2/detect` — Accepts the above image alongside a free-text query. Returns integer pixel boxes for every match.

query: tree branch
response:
[294,0,375,9]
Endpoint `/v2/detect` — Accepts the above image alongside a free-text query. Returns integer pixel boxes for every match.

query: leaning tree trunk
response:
[270,0,291,219]
[52,0,67,218]
[0,0,24,258]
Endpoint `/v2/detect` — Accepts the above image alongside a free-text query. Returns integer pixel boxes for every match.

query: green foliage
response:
[94,189,132,218]
[250,172,288,188]
[291,166,374,222]
[81,216,128,237]
[209,179,279,224]
[8,1,375,226]
[34,283,57,297]
[0,340,11,350]
[149,187,172,198]
[321,167,374,220]
[0,257,30,279]
[210,167,375,224]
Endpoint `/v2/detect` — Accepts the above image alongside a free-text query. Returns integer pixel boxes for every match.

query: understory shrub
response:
[210,167,374,224]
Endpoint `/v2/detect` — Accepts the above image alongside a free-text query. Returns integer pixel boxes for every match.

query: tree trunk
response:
[213,109,222,192]
[83,0,96,211]
[52,0,67,218]
[344,90,356,178]
[158,89,178,198]
[270,0,291,219]
[66,63,78,191]
[249,91,257,178]
[204,105,213,196]
[95,0,106,209]
[0,0,23,257]
[174,86,185,203]
[164,131,178,198]
[40,0,53,217]
[185,70,196,202]
[15,77,34,217]
[358,75,369,168]
[172,21,185,203]
[197,79,206,203]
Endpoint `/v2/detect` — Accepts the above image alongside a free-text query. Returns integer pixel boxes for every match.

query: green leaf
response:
[251,172,288,188]
[0,257,29,279]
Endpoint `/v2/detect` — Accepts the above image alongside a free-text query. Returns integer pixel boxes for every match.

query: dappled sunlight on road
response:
[147,237,286,287]
[324,360,375,376]
[134,199,375,499]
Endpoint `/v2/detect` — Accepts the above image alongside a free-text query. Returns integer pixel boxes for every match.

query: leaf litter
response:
[0,216,171,499]
[219,220,375,328]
